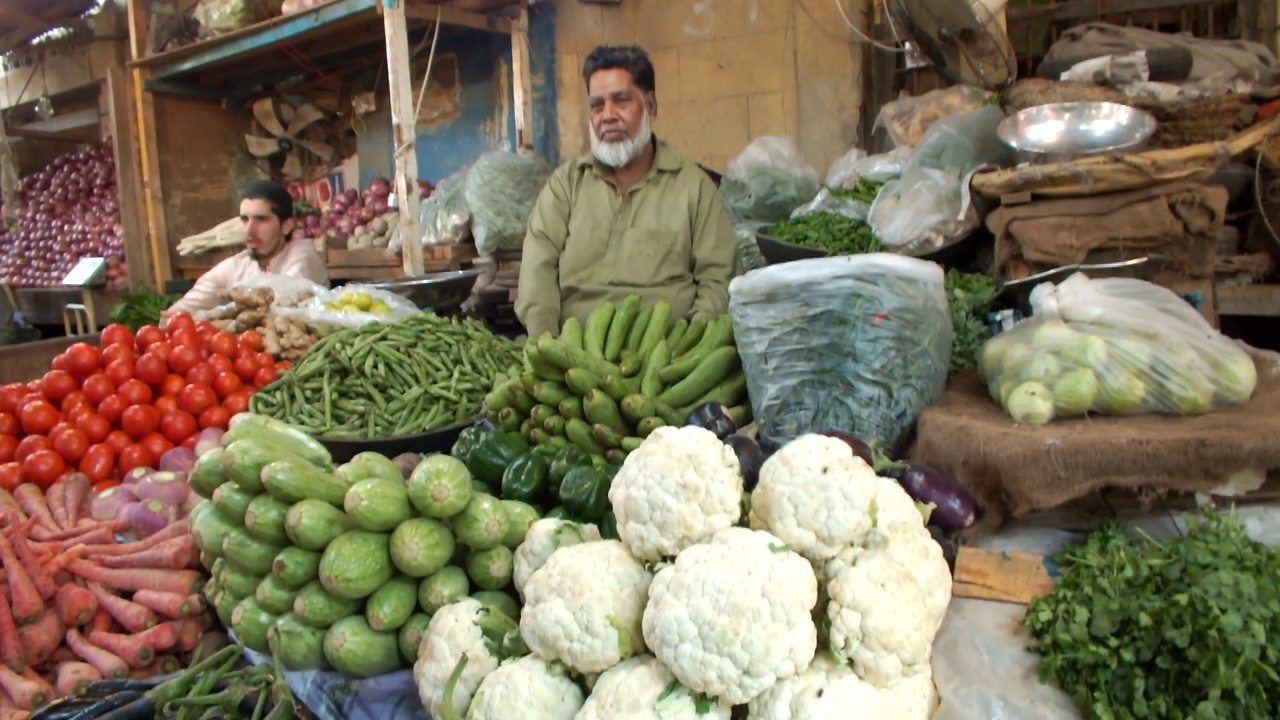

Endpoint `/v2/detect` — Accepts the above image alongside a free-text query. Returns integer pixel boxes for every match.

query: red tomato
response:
[179,384,217,416]
[134,354,168,386]
[194,321,216,337]
[23,450,65,488]
[75,413,111,444]
[0,413,17,437]
[100,344,136,369]
[65,343,102,378]
[160,374,187,398]
[139,433,173,461]
[146,340,172,363]
[47,422,73,441]
[121,405,161,440]
[52,428,89,464]
[166,313,196,336]
[181,435,198,451]
[96,395,127,425]
[15,435,53,464]
[169,330,202,353]
[238,330,264,353]
[160,411,198,445]
[198,405,231,430]
[253,366,279,388]
[135,326,165,351]
[66,405,93,425]
[222,391,251,416]
[154,396,178,417]
[0,385,25,415]
[275,361,293,372]
[117,379,154,408]
[256,352,276,371]
[208,332,237,358]
[0,436,16,464]
[0,462,21,492]
[104,360,134,387]
[81,374,115,406]
[167,345,202,377]
[100,324,134,348]
[104,430,133,456]
[91,478,120,493]
[41,370,78,403]
[212,372,243,399]
[20,401,60,436]
[50,354,70,373]
[185,364,216,387]
[117,444,152,476]
[60,391,89,414]
[233,356,259,383]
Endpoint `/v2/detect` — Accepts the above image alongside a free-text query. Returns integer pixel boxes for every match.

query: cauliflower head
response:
[750,434,880,562]
[609,425,743,562]
[824,520,951,634]
[414,598,519,718]
[513,518,602,598]
[575,655,732,720]
[871,476,929,530]
[886,668,941,720]
[643,527,818,705]
[745,654,907,720]
[465,655,584,720]
[520,539,653,675]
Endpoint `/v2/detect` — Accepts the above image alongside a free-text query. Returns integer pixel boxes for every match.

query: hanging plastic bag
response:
[789,188,872,223]
[463,152,552,255]
[284,284,421,329]
[733,222,768,272]
[873,85,993,148]
[824,147,867,189]
[192,0,282,36]
[421,166,473,248]
[979,273,1258,424]
[720,137,821,224]
[729,254,953,454]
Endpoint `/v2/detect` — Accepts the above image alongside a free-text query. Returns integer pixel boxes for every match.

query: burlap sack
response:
[909,345,1280,537]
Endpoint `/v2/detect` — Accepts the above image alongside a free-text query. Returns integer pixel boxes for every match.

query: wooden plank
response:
[952,547,1058,605]
[383,0,425,277]
[510,7,533,155]
[124,0,147,62]
[0,336,82,385]
[326,249,401,267]
[132,67,172,291]
[405,1,512,34]
[107,67,153,293]
[1216,283,1280,316]
[1007,0,1233,24]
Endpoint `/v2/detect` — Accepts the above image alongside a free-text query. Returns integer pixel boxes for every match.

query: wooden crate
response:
[327,249,403,282]
[424,243,479,272]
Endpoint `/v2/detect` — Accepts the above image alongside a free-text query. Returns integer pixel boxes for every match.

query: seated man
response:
[515,45,738,339]
[162,180,329,322]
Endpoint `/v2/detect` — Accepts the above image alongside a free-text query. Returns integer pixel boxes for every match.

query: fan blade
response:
[278,104,296,125]
[295,139,335,162]
[245,135,282,157]
[252,98,288,138]
[281,152,303,180]
[286,104,326,136]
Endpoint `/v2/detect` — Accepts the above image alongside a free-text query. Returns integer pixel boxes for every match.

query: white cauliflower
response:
[609,425,743,562]
[745,654,908,720]
[750,434,881,562]
[513,518,602,598]
[464,655,584,720]
[886,668,941,720]
[520,540,653,675]
[414,598,522,718]
[574,655,732,720]
[871,476,930,529]
[643,527,818,705]
[824,520,951,634]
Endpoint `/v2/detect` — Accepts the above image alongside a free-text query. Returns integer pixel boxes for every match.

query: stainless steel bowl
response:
[367,269,482,309]
[997,102,1157,159]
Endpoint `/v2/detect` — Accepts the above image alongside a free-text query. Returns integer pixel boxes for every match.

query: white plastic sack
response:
[463,152,552,255]
[824,147,867,189]
[421,167,472,248]
[284,284,421,329]
[720,136,821,224]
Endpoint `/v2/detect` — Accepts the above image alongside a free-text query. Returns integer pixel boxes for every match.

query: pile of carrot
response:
[0,474,212,719]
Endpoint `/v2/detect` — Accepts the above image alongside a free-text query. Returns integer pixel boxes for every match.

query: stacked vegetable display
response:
[292,178,397,248]
[486,296,750,465]
[0,315,284,489]
[190,414,536,677]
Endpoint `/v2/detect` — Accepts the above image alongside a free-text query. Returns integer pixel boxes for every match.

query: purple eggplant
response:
[884,462,978,534]
[724,435,764,492]
[686,402,738,440]
[927,524,958,574]
[819,430,875,467]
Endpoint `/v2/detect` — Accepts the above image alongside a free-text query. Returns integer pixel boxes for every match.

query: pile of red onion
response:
[87,428,223,538]
[295,176,393,244]
[0,141,127,289]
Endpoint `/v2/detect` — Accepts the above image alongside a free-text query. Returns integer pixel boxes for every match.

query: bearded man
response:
[515,45,739,339]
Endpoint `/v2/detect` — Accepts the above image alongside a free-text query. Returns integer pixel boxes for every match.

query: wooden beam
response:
[124,0,147,61]
[1007,0,1233,24]
[404,1,511,34]
[1216,283,1280,317]
[7,107,100,135]
[384,0,424,277]
[132,67,171,290]
[0,7,91,34]
[107,67,153,293]
[510,7,533,155]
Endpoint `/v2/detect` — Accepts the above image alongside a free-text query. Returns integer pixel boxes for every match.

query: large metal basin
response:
[366,269,481,310]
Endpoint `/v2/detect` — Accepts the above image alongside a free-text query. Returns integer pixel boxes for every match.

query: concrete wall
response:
[551,0,867,176]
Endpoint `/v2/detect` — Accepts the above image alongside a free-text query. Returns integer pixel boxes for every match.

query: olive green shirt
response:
[515,139,738,338]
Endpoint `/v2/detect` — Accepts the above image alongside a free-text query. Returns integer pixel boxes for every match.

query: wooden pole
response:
[124,0,171,291]
[511,7,534,156]
[106,67,155,293]
[384,0,424,277]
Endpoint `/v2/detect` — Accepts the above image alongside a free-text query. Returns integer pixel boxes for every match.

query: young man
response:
[515,45,738,339]
[162,180,330,321]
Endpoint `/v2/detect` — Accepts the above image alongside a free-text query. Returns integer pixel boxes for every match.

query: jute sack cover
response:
[909,345,1280,536]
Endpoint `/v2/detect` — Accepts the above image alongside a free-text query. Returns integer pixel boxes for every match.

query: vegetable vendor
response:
[515,45,739,339]
[161,180,329,324]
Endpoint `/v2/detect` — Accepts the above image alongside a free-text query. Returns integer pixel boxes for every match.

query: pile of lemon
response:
[323,291,395,315]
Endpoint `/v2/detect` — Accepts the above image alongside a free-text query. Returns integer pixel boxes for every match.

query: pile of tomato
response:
[0,313,290,491]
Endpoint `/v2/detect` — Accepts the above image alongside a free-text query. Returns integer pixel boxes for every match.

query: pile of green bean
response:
[249,314,523,439]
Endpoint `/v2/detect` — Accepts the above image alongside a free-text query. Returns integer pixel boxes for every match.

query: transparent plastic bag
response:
[192,0,281,36]
[874,85,992,148]
[733,222,768,272]
[978,273,1258,423]
[790,188,871,222]
[824,147,867,189]
[236,274,327,312]
[850,146,913,184]
[720,137,821,224]
[463,151,552,255]
[421,167,472,248]
[728,254,953,454]
[286,284,421,329]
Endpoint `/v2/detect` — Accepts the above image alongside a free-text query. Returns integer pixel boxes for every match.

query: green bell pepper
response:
[599,510,619,540]
[451,426,489,465]
[558,465,614,522]
[469,432,530,486]
[531,444,561,461]
[545,506,572,520]
[548,446,592,498]
[501,453,550,504]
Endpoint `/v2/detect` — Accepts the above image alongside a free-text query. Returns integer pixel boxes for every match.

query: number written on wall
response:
[684,0,760,36]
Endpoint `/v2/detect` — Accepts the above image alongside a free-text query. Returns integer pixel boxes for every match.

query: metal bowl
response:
[315,417,479,464]
[997,102,1157,158]
[367,269,481,310]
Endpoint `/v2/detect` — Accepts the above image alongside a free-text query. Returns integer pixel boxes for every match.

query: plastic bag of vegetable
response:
[192,0,282,36]
[288,284,421,329]
[734,222,768,272]
[420,166,473,248]
[824,147,867,189]
[979,273,1258,424]
[790,188,871,223]
[463,151,553,255]
[729,254,953,454]
[720,136,821,224]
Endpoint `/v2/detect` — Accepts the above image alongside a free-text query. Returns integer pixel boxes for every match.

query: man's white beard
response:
[590,112,652,169]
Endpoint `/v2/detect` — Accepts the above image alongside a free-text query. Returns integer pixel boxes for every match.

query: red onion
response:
[89,486,137,521]
[158,447,198,476]
[122,467,153,487]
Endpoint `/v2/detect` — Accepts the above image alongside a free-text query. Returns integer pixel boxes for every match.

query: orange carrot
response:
[63,630,127,680]
[53,661,100,696]
[67,561,203,597]
[16,611,62,669]
[46,647,75,666]
[9,488,54,535]
[134,622,179,654]
[131,589,200,619]
[61,475,93,529]
[151,654,182,675]
[29,519,129,545]
[43,485,67,533]
[0,593,23,673]
[98,536,196,571]
[81,583,155,634]
[82,522,186,557]
[86,630,152,669]
[6,520,54,602]
[0,664,47,710]
[54,584,97,628]
[172,618,204,653]
[88,608,112,635]
[0,491,24,523]
[0,535,41,625]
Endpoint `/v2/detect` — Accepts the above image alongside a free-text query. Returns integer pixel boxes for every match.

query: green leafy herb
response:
[828,177,885,206]
[293,201,320,218]
[1023,511,1280,720]
[107,287,181,331]
[944,269,996,376]
[765,211,882,256]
